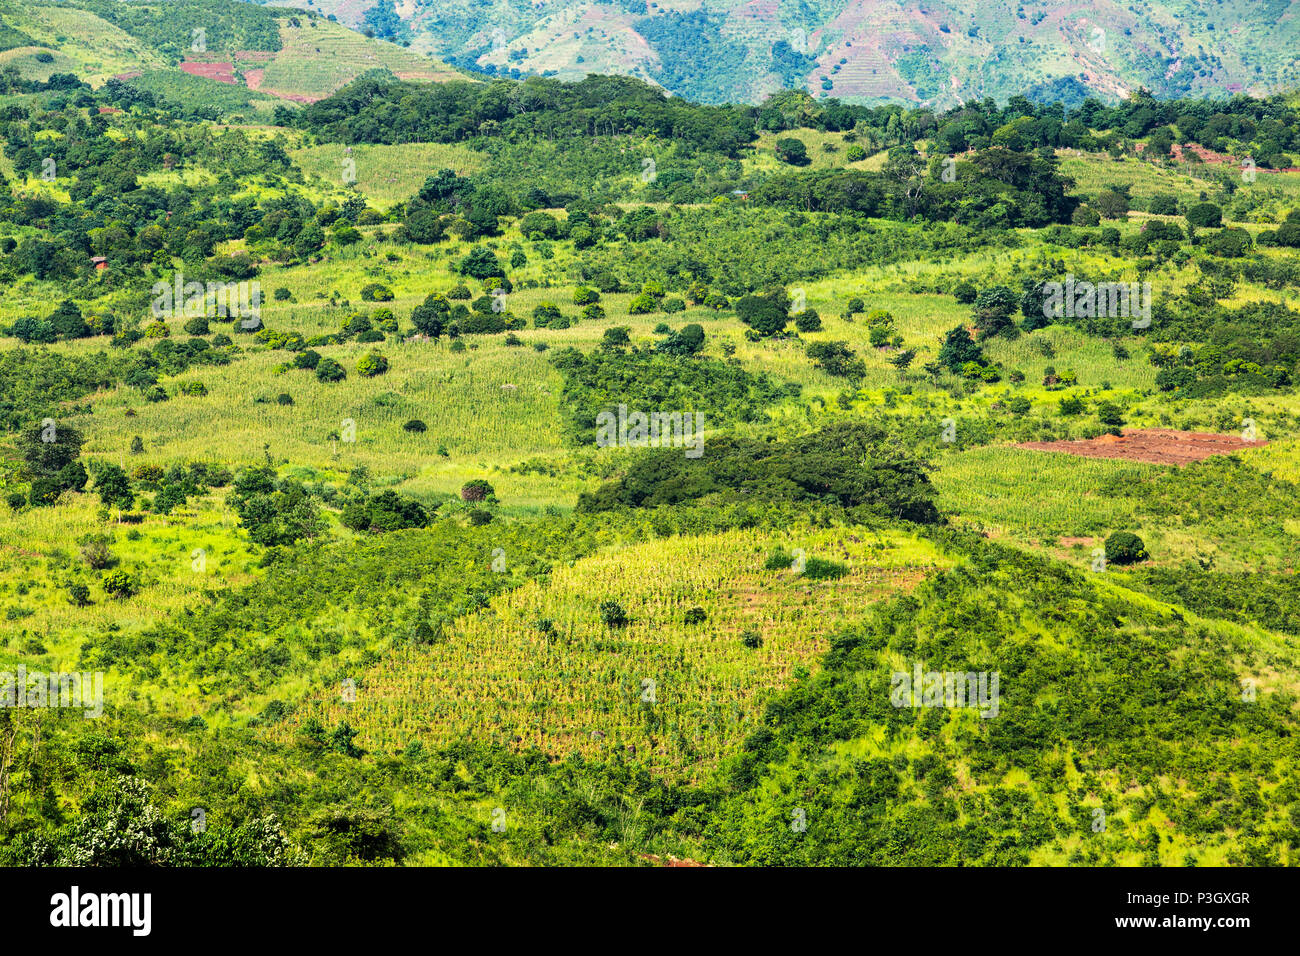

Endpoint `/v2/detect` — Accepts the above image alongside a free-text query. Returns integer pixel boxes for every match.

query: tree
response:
[656,323,705,356]
[1094,188,1130,220]
[938,326,982,372]
[315,358,346,382]
[972,286,1019,339]
[410,294,450,338]
[460,479,495,502]
[459,246,503,280]
[356,352,389,377]
[18,420,85,505]
[807,341,866,380]
[1104,531,1148,565]
[736,294,788,336]
[1186,202,1223,228]
[48,300,89,340]
[775,137,809,166]
[887,348,916,372]
[89,462,134,510]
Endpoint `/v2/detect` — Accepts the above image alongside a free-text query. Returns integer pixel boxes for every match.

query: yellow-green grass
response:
[273,526,951,779]
[255,18,462,101]
[0,491,260,714]
[933,443,1297,572]
[0,46,80,83]
[1059,152,1220,203]
[746,129,876,174]
[3,6,165,85]
[290,142,487,210]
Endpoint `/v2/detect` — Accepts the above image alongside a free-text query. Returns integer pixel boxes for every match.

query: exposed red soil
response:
[180,60,237,84]
[1135,141,1300,173]
[1016,428,1266,466]
[243,68,264,91]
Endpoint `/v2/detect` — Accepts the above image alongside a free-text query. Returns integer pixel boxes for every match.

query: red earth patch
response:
[1016,428,1266,466]
[180,60,237,84]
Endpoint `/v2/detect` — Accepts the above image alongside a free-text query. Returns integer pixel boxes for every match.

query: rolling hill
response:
[0,0,466,103]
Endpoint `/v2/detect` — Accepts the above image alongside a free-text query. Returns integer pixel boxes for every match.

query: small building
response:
[90,256,107,271]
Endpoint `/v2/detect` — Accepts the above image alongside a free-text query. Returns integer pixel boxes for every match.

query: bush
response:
[356,352,389,377]
[315,358,346,382]
[402,419,427,433]
[775,137,809,166]
[1186,202,1223,228]
[794,309,822,332]
[740,629,763,649]
[803,557,848,579]
[628,293,657,315]
[360,283,393,302]
[1104,531,1148,565]
[460,479,495,502]
[101,569,138,599]
[599,600,629,628]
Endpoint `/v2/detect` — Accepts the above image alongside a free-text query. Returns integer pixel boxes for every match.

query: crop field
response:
[254,18,462,101]
[278,527,950,778]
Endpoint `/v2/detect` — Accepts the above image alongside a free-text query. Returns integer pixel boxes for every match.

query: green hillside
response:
[0,9,1299,871]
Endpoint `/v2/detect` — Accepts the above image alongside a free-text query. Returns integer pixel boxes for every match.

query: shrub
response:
[599,600,629,628]
[360,283,393,302]
[628,293,657,315]
[1104,531,1148,565]
[101,569,138,599]
[356,352,389,377]
[794,310,822,332]
[315,357,346,382]
[1186,202,1223,228]
[775,137,809,165]
[460,479,495,502]
[740,629,763,649]
[803,557,848,579]
[1096,401,1124,427]
[402,419,427,433]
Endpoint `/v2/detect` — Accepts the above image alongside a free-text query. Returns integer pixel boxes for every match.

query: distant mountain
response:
[284,0,1300,106]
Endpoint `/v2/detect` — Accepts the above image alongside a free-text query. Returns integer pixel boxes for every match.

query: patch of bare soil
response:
[1017,428,1266,466]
